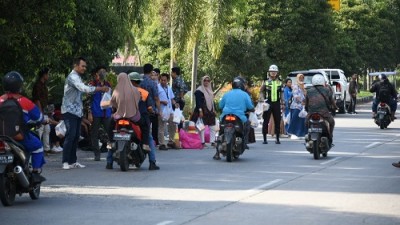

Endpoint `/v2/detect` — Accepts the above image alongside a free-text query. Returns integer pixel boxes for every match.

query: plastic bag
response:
[179,129,203,149]
[262,102,270,111]
[173,109,183,124]
[283,112,291,125]
[55,120,66,138]
[196,118,205,131]
[255,103,264,117]
[298,108,308,118]
[215,118,220,131]
[249,112,259,128]
[100,92,112,109]
[162,106,172,122]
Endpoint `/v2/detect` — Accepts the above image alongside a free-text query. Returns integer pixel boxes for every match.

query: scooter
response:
[374,102,391,129]
[305,113,332,160]
[216,114,246,162]
[111,119,146,171]
[0,135,41,206]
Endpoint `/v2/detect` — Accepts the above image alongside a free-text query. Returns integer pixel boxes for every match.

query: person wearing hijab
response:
[190,75,217,147]
[283,78,293,134]
[287,73,307,139]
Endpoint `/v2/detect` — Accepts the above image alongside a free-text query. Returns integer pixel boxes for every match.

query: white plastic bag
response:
[283,112,291,125]
[100,92,112,109]
[173,109,183,124]
[298,108,308,118]
[215,118,220,131]
[249,112,259,128]
[55,120,66,138]
[196,118,205,131]
[162,106,172,122]
[255,102,264,116]
[262,101,270,112]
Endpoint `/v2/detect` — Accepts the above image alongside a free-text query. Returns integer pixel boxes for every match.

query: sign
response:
[328,0,340,11]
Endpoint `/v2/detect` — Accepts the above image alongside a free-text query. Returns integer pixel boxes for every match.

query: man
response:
[1,71,46,183]
[140,64,162,169]
[369,74,397,120]
[61,57,109,170]
[157,73,177,150]
[88,66,112,161]
[305,74,335,146]
[32,67,53,154]
[171,67,188,111]
[259,64,284,144]
[214,77,254,160]
[348,74,358,114]
[150,68,160,145]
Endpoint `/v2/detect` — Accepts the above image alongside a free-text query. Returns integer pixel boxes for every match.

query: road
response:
[0,103,399,225]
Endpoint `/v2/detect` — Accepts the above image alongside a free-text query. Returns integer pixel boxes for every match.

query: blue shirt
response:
[88,80,112,118]
[140,74,159,113]
[219,89,254,122]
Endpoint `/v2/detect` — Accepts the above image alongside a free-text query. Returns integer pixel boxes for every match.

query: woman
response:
[287,73,307,139]
[283,78,293,134]
[190,75,216,147]
[107,73,149,168]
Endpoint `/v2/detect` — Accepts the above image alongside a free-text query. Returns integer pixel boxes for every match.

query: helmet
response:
[232,76,245,91]
[3,71,24,93]
[268,64,279,72]
[128,72,143,81]
[312,74,325,86]
[379,74,387,80]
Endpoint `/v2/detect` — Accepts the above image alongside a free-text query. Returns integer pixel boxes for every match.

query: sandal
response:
[213,154,221,160]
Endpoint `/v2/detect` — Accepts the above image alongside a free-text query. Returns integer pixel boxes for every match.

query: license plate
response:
[113,133,131,141]
[0,155,13,164]
[377,111,386,115]
[309,127,322,133]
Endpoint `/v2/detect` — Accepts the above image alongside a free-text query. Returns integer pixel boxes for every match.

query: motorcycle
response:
[0,135,41,206]
[111,118,146,171]
[375,102,391,129]
[216,114,246,162]
[305,113,332,160]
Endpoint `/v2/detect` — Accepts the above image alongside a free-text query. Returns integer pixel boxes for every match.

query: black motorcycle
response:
[305,113,332,160]
[111,119,146,171]
[0,135,41,206]
[375,102,391,129]
[216,114,245,162]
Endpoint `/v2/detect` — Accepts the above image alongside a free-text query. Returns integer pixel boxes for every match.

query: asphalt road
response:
[0,103,399,225]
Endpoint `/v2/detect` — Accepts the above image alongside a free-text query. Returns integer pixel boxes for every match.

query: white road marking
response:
[365,142,381,148]
[156,221,174,225]
[320,157,341,165]
[247,179,282,192]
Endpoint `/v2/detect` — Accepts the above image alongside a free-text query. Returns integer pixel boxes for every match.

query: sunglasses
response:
[204,79,211,82]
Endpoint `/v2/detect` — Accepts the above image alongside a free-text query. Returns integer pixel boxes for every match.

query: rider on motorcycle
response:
[1,71,46,183]
[305,74,335,146]
[213,77,254,160]
[369,74,397,120]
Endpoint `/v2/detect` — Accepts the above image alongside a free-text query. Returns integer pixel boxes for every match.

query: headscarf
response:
[297,73,306,91]
[196,75,214,111]
[111,73,140,119]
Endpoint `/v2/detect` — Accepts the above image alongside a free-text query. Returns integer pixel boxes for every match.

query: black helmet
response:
[379,73,387,80]
[3,71,24,93]
[232,76,245,91]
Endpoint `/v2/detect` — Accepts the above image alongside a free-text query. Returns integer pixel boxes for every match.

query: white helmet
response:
[312,74,325,86]
[268,64,279,72]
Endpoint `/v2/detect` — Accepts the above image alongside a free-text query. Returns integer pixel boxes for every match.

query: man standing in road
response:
[348,74,358,114]
[61,57,109,170]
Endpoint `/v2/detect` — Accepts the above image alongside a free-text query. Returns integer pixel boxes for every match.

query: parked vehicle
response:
[216,114,246,162]
[374,102,392,129]
[317,69,350,113]
[304,113,332,159]
[111,119,146,171]
[0,135,41,206]
[288,70,331,90]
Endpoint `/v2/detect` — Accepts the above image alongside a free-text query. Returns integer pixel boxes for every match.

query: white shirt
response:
[157,83,175,113]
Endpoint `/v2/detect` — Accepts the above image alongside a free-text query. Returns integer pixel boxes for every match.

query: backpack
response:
[378,83,391,103]
[0,95,26,141]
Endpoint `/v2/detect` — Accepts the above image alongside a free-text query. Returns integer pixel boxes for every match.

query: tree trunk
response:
[190,42,199,108]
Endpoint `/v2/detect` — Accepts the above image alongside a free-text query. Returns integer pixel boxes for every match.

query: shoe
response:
[53,146,63,152]
[211,142,216,147]
[94,155,100,161]
[213,153,221,160]
[392,162,400,168]
[106,163,113,169]
[275,140,281,144]
[31,173,46,184]
[244,144,249,150]
[62,162,71,170]
[202,143,208,148]
[263,141,268,144]
[149,161,160,170]
[159,145,168,151]
[167,142,177,149]
[142,144,151,152]
[71,162,86,168]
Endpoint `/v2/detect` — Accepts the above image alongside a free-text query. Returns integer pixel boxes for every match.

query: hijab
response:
[111,73,140,120]
[196,75,214,111]
[296,73,306,92]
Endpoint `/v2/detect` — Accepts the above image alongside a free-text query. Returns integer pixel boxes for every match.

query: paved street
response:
[0,103,399,225]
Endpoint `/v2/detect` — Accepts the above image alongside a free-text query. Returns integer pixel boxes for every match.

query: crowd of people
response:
[2,58,400,186]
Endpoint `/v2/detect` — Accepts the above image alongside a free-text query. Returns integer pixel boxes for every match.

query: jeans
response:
[62,113,82,164]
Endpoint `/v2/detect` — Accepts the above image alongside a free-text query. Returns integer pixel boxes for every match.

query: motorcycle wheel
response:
[29,183,41,200]
[380,122,384,129]
[119,142,130,172]
[313,140,320,160]
[0,172,16,206]
[322,152,328,157]
[226,134,235,162]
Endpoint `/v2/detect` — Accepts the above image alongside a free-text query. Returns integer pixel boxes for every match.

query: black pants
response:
[262,102,281,136]
[91,117,111,155]
[348,95,357,113]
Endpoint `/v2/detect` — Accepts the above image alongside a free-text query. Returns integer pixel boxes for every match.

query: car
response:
[316,69,349,113]
[287,69,330,89]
